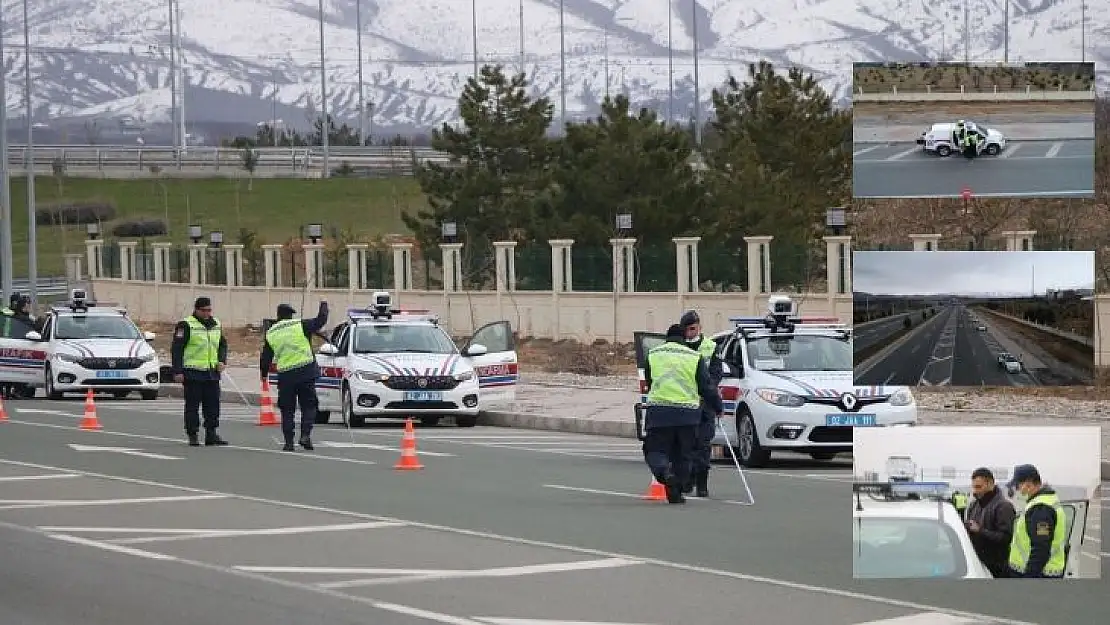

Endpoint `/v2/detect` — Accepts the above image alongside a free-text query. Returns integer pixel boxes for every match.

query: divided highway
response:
[853,310,926,354]
[856,305,1058,386]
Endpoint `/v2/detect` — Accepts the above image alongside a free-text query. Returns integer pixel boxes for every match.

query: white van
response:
[916,121,1007,157]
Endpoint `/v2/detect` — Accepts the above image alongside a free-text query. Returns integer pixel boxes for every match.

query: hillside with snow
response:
[2,0,1106,141]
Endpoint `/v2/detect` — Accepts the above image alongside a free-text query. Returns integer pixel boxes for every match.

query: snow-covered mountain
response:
[2,0,1106,140]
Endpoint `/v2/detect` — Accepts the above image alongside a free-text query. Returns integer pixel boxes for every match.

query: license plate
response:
[826,414,877,426]
[403,391,443,402]
[95,371,126,379]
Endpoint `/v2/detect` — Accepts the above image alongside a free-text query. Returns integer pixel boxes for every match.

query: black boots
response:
[282,435,313,451]
[187,432,200,447]
[299,435,313,450]
[187,430,228,447]
[694,470,709,498]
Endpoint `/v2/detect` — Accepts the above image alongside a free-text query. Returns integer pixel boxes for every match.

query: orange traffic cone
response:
[643,477,667,501]
[79,389,102,430]
[0,395,8,422]
[393,418,425,470]
[257,379,279,426]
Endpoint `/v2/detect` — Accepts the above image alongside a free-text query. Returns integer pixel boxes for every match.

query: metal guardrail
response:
[5,276,71,297]
[3,144,453,177]
[979,307,1094,347]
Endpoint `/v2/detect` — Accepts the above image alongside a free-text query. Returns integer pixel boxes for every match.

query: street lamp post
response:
[691,0,701,146]
[558,0,566,128]
[667,0,674,125]
[167,0,178,161]
[174,0,185,156]
[356,0,365,146]
[518,0,525,76]
[23,0,37,304]
[317,0,330,178]
[0,10,10,302]
[603,29,609,100]
[471,0,479,77]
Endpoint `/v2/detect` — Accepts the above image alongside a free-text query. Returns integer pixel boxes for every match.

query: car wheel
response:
[456,415,478,428]
[342,385,365,427]
[985,144,1000,155]
[140,390,158,400]
[737,409,771,468]
[44,365,63,400]
[937,145,951,157]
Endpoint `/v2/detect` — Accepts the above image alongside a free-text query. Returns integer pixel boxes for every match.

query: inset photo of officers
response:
[851,425,1101,580]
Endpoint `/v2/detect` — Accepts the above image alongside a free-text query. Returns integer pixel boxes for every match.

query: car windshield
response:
[55,314,141,340]
[351,324,457,354]
[745,335,852,371]
[853,517,969,579]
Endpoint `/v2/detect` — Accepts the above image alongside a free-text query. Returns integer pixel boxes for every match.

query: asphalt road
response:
[856,306,1049,387]
[0,397,1104,625]
[852,140,1095,198]
[854,311,924,354]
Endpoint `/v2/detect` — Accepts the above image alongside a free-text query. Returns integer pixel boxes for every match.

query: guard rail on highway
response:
[5,276,71,297]
[978,307,1094,348]
[3,144,453,177]
[854,88,1097,102]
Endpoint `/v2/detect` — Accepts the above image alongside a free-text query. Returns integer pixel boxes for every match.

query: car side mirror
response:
[318,343,339,356]
[464,343,488,357]
[143,331,156,341]
[24,331,42,341]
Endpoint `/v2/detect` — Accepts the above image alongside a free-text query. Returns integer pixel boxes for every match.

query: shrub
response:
[111,218,168,238]
[35,202,116,226]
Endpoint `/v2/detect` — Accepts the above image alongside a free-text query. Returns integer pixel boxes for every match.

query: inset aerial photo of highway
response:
[853,250,1095,387]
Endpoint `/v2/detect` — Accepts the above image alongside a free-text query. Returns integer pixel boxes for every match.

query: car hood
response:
[55,338,156,360]
[350,353,469,377]
[759,370,903,398]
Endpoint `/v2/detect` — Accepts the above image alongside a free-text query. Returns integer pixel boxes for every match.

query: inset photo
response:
[852,425,1102,580]
[852,62,1096,199]
[853,250,1095,387]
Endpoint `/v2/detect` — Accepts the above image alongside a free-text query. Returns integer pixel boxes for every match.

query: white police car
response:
[633,295,918,467]
[0,290,161,399]
[916,120,1007,156]
[853,479,1090,579]
[271,291,518,427]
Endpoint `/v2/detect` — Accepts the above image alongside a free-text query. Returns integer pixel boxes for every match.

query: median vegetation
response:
[853,62,1096,92]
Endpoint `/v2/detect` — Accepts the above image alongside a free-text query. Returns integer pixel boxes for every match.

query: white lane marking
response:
[1101,552,1109,558]
[48,533,179,561]
[886,147,920,160]
[474,620,659,625]
[316,558,641,589]
[0,457,1040,625]
[853,614,983,625]
[313,441,455,457]
[70,443,182,460]
[1045,142,1063,158]
[39,526,234,534]
[4,418,376,466]
[997,143,1021,158]
[543,484,752,507]
[853,145,883,157]
[372,602,486,625]
[13,409,81,418]
[0,473,81,482]
[0,494,227,510]
[110,521,405,544]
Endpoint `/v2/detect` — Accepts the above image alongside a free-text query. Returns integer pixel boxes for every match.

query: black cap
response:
[666,324,685,340]
[276,303,296,318]
[1006,464,1040,488]
[680,310,700,327]
[194,297,211,309]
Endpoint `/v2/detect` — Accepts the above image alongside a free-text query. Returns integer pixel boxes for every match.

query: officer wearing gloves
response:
[680,310,722,498]
[170,297,229,446]
[1006,464,1067,578]
[259,301,329,451]
[642,323,724,504]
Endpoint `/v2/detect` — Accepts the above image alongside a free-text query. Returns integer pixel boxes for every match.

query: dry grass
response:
[853,64,1095,93]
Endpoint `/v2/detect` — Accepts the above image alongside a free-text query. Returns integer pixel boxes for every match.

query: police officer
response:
[259,301,329,451]
[680,310,721,498]
[170,297,229,447]
[962,129,980,159]
[642,323,723,504]
[1,293,36,399]
[1006,464,1067,578]
[951,490,969,520]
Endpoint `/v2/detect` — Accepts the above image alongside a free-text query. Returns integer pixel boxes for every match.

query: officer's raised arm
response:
[302,300,329,335]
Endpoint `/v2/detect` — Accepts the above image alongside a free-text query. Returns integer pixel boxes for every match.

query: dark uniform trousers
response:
[691,409,715,474]
[642,423,697,487]
[183,379,221,434]
[276,364,319,440]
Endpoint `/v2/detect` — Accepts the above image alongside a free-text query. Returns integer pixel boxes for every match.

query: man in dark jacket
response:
[259,301,329,451]
[170,297,229,446]
[1006,464,1068,578]
[965,467,1016,578]
[642,324,724,504]
[680,310,722,497]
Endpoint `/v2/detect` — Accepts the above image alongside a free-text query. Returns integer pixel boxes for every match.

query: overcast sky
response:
[853,251,1095,296]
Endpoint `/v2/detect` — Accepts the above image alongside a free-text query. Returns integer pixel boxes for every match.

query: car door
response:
[632,331,667,440]
[315,323,349,411]
[461,321,517,404]
[1060,498,1089,578]
[0,314,47,386]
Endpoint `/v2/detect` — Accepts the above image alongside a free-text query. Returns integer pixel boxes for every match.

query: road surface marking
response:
[0,494,227,510]
[39,526,241,534]
[998,143,1021,158]
[48,533,180,561]
[854,614,983,625]
[543,484,752,506]
[314,441,455,456]
[69,443,183,460]
[372,602,486,625]
[1045,142,1063,158]
[853,145,883,157]
[475,619,659,625]
[0,473,81,482]
[886,147,919,160]
[316,558,641,589]
[109,521,405,544]
[13,409,80,417]
[0,457,1044,625]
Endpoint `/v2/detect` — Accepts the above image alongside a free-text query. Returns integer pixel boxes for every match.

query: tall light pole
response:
[174,0,185,154]
[1002,0,1009,63]
[471,0,479,77]
[0,10,12,301]
[691,0,701,146]
[317,0,330,178]
[356,0,365,145]
[667,0,674,125]
[963,0,969,64]
[558,0,566,128]
[603,29,609,100]
[23,0,36,303]
[1080,1,1086,62]
[518,0,525,76]
[166,0,178,164]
